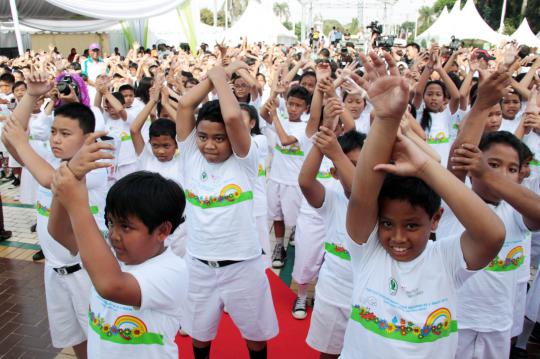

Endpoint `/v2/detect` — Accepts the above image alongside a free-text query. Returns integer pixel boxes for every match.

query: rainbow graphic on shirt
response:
[36,201,98,217]
[427,132,449,145]
[274,144,304,156]
[485,246,525,272]
[185,184,253,209]
[350,306,457,343]
[258,163,266,177]
[120,132,132,142]
[324,242,351,261]
[88,310,164,345]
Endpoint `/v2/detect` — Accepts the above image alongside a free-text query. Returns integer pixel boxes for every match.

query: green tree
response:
[273,2,290,23]
[200,8,214,26]
[283,21,293,31]
[417,6,435,35]
[323,19,342,36]
[345,18,359,34]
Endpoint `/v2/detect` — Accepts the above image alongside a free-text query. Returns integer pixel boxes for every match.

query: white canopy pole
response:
[9,0,24,55]
[499,0,507,33]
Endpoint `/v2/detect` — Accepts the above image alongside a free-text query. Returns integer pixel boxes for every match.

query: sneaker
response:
[0,230,11,241]
[30,224,37,232]
[11,178,20,187]
[32,250,45,261]
[289,226,296,246]
[271,243,286,268]
[292,296,307,320]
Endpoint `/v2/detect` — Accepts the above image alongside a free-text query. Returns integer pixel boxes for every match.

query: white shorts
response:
[256,215,271,268]
[456,328,511,359]
[183,255,279,342]
[526,270,540,322]
[291,211,326,284]
[266,180,302,227]
[44,265,91,348]
[512,281,528,337]
[306,293,349,355]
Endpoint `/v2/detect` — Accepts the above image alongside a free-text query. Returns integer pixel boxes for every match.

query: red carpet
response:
[176,269,319,358]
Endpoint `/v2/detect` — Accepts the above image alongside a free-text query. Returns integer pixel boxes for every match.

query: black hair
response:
[299,71,317,84]
[105,171,185,234]
[479,131,525,166]
[186,78,199,86]
[379,174,441,218]
[239,103,262,136]
[70,62,81,71]
[406,43,421,52]
[420,80,448,131]
[337,130,366,154]
[520,141,534,162]
[501,89,523,103]
[119,84,135,93]
[447,72,462,89]
[0,73,15,84]
[136,77,153,104]
[149,118,176,140]
[111,92,125,105]
[12,81,26,91]
[319,48,330,58]
[286,85,311,105]
[181,70,193,79]
[196,99,223,127]
[54,102,95,134]
[129,62,138,70]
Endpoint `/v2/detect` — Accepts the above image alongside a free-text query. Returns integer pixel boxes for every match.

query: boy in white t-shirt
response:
[2,72,109,358]
[260,86,311,268]
[49,162,188,359]
[341,52,506,359]
[175,61,278,358]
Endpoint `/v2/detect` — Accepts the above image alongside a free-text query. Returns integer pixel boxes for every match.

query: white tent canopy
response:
[221,0,295,45]
[452,0,506,44]
[511,18,540,48]
[20,19,117,32]
[416,7,449,44]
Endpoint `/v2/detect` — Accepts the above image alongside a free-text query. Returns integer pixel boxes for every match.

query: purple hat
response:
[89,43,100,51]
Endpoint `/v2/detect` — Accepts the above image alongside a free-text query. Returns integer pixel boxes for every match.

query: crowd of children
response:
[1,37,540,359]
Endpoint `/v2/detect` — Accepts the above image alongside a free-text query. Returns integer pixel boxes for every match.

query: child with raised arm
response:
[49,156,188,358]
[341,52,505,358]
[260,86,311,268]
[175,61,278,359]
[1,72,109,359]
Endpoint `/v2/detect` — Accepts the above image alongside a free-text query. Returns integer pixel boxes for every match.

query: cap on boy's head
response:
[89,43,100,52]
[475,49,495,61]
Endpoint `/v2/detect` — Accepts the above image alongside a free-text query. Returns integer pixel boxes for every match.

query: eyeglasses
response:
[234,83,250,89]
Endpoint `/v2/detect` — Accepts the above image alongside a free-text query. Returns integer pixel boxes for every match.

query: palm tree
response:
[417,6,434,35]
[273,2,290,23]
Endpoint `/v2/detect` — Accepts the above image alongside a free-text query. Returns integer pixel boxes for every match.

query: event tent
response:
[511,18,540,48]
[452,0,506,44]
[222,1,295,45]
[416,6,449,44]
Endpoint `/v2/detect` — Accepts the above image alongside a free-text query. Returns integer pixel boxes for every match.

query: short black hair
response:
[105,171,185,234]
[0,73,15,84]
[239,103,262,136]
[286,85,310,105]
[196,99,223,127]
[299,71,316,83]
[110,92,125,105]
[406,42,421,52]
[54,102,95,134]
[520,141,534,162]
[379,174,441,218]
[149,118,176,140]
[319,48,331,58]
[181,70,193,79]
[12,81,26,91]
[479,131,525,166]
[119,84,135,93]
[337,130,366,154]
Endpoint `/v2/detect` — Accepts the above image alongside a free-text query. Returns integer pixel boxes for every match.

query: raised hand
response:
[525,85,540,114]
[2,115,28,147]
[313,126,342,160]
[474,69,511,111]
[373,132,431,177]
[359,51,409,122]
[450,143,490,179]
[315,60,332,80]
[26,72,54,97]
[322,97,344,130]
[149,85,161,103]
[67,131,115,180]
[51,163,89,211]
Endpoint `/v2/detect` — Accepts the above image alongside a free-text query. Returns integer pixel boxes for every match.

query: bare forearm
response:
[48,197,78,255]
[306,90,323,137]
[273,115,297,146]
[299,146,325,208]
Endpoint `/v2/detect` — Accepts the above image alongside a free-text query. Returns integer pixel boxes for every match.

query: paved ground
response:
[0,179,539,358]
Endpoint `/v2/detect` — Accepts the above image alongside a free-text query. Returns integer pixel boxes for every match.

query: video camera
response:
[367,21,383,35]
[56,74,79,97]
[375,35,396,50]
[449,36,463,52]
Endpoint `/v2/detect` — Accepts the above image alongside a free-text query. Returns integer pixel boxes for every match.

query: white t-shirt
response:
[341,227,473,359]
[416,105,457,168]
[180,129,261,261]
[268,120,309,186]
[437,200,528,332]
[104,114,137,166]
[87,248,187,359]
[253,134,268,217]
[137,144,183,186]
[36,154,108,268]
[314,182,353,306]
[354,102,373,135]
[523,131,540,179]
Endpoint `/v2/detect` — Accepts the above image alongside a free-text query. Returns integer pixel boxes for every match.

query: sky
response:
[195,0,436,26]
